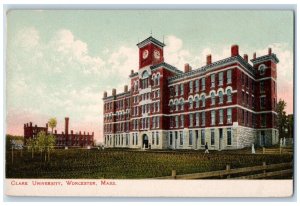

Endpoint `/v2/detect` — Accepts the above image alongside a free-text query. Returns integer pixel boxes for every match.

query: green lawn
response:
[6,148,293,179]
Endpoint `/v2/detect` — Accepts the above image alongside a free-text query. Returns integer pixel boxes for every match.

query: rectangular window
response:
[189,113,194,127]
[180,131,183,145]
[196,112,199,126]
[152,117,155,128]
[201,129,205,145]
[219,109,223,124]
[260,81,265,93]
[201,78,205,91]
[246,94,249,105]
[227,128,232,145]
[218,72,223,86]
[245,111,248,125]
[242,92,245,104]
[175,85,178,96]
[227,108,232,123]
[189,130,193,145]
[241,110,244,123]
[156,132,159,145]
[180,84,184,95]
[202,112,205,126]
[227,70,232,84]
[152,132,155,145]
[181,114,184,127]
[211,129,215,145]
[189,81,193,93]
[261,114,266,127]
[260,96,266,109]
[169,132,173,145]
[175,116,179,128]
[195,80,199,92]
[252,114,256,127]
[241,73,244,85]
[211,110,215,125]
[211,74,215,88]
[156,116,160,128]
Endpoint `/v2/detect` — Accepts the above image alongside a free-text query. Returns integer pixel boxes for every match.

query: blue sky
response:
[6,10,294,142]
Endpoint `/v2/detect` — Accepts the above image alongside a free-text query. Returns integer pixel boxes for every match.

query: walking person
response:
[204,142,209,154]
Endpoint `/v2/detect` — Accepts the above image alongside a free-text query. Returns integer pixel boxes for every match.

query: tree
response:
[36,131,47,161]
[287,114,294,139]
[45,134,56,161]
[276,99,287,139]
[27,138,38,159]
[36,131,56,162]
[48,118,57,134]
[6,134,24,151]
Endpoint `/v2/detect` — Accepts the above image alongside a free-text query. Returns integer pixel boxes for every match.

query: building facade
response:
[103,36,279,150]
[24,117,94,147]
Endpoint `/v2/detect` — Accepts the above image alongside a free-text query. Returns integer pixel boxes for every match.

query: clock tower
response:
[137,36,165,69]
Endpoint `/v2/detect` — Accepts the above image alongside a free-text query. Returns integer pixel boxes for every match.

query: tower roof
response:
[137,36,165,48]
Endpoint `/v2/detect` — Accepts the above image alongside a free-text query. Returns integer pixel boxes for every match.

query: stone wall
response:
[236,127,256,149]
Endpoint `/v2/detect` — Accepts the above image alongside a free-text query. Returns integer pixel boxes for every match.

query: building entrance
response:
[142,134,149,148]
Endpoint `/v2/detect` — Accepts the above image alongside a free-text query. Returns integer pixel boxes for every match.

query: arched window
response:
[189,98,193,109]
[195,96,200,108]
[156,74,160,85]
[175,100,179,111]
[218,91,223,104]
[201,95,205,107]
[259,64,266,76]
[142,70,149,78]
[211,92,215,105]
[180,99,184,111]
[227,89,232,102]
[169,101,174,111]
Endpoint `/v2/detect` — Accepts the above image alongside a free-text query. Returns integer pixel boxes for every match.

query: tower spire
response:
[150,29,152,36]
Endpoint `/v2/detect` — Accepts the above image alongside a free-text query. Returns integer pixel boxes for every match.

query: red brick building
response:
[24,117,94,147]
[103,36,279,150]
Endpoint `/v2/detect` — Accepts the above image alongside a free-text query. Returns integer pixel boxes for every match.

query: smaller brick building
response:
[24,117,94,147]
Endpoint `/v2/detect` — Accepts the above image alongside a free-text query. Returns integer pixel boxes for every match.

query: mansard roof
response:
[151,62,183,75]
[136,36,165,48]
[250,53,279,64]
[168,55,255,83]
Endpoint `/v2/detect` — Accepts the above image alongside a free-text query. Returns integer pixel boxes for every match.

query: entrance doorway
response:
[260,131,266,146]
[142,134,149,148]
[219,128,223,150]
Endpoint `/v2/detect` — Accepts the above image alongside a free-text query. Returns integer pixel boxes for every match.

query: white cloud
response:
[164,35,192,69]
[15,27,40,50]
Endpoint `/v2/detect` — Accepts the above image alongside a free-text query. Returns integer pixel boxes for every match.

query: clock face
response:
[154,50,160,59]
[142,50,149,59]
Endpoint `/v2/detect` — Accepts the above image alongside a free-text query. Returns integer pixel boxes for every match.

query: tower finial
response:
[163,35,164,43]
[150,29,152,36]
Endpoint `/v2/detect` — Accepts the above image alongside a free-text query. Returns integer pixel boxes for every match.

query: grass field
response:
[6,148,293,179]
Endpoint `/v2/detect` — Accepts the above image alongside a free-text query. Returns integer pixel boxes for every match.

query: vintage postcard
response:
[4,9,294,197]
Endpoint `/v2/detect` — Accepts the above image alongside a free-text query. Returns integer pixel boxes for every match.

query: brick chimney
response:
[231,45,239,57]
[112,88,116,96]
[268,48,272,55]
[253,52,256,60]
[243,54,248,62]
[184,63,190,73]
[65,117,69,137]
[131,70,134,75]
[103,91,107,98]
[124,85,128,92]
[206,54,212,65]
